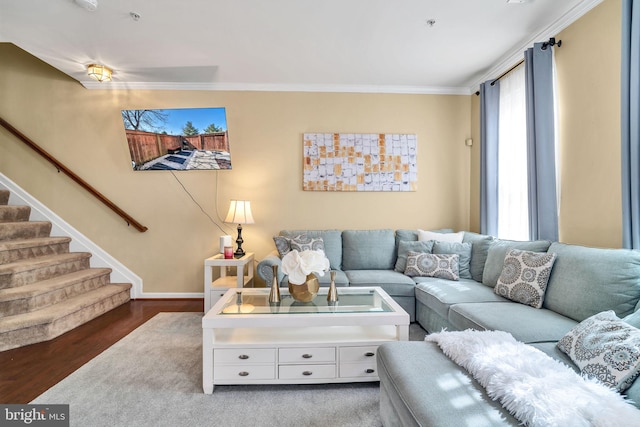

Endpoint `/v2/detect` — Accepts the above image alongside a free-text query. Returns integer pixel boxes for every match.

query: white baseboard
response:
[0,172,143,299]
[135,292,204,299]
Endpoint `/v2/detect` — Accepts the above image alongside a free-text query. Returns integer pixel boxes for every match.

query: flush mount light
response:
[74,0,98,11]
[87,64,112,82]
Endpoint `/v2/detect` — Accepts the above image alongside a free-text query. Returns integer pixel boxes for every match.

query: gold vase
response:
[288,273,319,303]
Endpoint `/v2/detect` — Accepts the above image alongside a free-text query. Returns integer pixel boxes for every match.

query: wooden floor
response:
[0,299,203,404]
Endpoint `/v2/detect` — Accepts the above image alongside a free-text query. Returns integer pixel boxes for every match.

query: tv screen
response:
[121,107,231,171]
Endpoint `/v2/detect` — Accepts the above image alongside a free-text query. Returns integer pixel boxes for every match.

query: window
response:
[497,64,529,240]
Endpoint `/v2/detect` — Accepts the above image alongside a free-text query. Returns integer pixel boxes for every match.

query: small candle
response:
[220,235,232,253]
[224,246,233,259]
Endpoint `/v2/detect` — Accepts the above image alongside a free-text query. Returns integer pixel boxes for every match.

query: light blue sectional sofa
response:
[257,228,640,425]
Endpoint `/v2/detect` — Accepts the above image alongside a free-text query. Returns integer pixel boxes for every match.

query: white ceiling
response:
[0,0,602,94]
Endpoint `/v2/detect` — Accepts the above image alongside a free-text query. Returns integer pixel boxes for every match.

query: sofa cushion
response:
[405,253,459,281]
[448,302,578,344]
[344,270,415,297]
[394,240,434,273]
[544,242,640,322]
[342,229,396,270]
[494,249,557,309]
[415,278,507,319]
[433,241,472,279]
[280,230,342,270]
[557,310,640,392]
[482,239,552,288]
[462,232,495,282]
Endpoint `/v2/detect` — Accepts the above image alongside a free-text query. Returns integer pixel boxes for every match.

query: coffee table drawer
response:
[214,364,275,380]
[340,362,378,379]
[279,347,335,363]
[279,364,336,380]
[214,348,275,364]
[339,346,378,362]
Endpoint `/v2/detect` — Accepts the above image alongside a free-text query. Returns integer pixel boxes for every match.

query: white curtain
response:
[497,64,529,240]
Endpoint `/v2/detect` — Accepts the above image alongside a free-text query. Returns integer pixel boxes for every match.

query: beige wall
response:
[555,0,622,247]
[0,43,472,292]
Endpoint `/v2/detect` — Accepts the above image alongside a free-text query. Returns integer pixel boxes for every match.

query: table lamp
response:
[224,200,254,258]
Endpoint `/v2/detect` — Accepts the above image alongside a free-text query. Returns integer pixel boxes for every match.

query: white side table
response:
[204,252,254,313]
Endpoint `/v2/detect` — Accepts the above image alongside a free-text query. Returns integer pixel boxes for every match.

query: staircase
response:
[0,189,132,352]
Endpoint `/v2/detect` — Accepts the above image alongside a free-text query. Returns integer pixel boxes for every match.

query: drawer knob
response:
[302,371,313,376]
[365,352,375,357]
[238,371,249,377]
[366,368,375,374]
[238,354,249,360]
[302,354,313,359]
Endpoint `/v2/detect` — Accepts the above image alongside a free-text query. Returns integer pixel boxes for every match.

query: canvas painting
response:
[303,133,417,191]
[121,107,231,171]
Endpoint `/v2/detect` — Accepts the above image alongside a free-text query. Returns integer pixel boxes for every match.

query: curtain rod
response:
[474,37,561,95]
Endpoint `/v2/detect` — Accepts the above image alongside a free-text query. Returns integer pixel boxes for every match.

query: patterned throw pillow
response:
[494,249,557,308]
[394,240,435,273]
[404,252,459,281]
[557,311,640,392]
[273,235,325,258]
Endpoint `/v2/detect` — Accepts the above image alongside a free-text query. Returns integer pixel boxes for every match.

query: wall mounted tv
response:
[121,107,231,171]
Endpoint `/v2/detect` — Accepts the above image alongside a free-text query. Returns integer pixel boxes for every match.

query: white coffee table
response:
[202,286,409,393]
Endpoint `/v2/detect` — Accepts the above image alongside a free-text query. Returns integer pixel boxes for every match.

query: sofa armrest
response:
[257,251,284,285]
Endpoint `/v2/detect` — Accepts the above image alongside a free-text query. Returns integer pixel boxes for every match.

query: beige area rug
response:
[32,313,427,427]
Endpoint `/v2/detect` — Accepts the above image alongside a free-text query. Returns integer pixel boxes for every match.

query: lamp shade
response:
[224,200,254,224]
[87,64,112,82]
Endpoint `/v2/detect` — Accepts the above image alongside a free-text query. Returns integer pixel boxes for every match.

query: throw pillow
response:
[494,249,557,309]
[432,241,472,280]
[404,252,459,281]
[273,235,325,258]
[394,240,435,273]
[289,235,325,252]
[557,310,640,392]
[273,236,291,258]
[418,229,464,243]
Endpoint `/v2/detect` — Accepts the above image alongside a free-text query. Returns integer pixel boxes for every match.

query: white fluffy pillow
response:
[418,229,464,243]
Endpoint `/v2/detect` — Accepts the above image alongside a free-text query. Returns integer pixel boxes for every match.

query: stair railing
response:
[0,116,148,232]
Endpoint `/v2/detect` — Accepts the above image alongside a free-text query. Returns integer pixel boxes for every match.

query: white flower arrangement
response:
[281,249,330,285]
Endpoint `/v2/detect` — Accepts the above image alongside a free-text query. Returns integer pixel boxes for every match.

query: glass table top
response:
[218,288,394,315]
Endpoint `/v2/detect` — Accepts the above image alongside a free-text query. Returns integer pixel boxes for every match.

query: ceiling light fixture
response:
[87,64,112,82]
[74,0,98,11]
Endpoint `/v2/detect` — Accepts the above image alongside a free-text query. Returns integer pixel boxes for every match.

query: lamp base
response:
[234,224,246,258]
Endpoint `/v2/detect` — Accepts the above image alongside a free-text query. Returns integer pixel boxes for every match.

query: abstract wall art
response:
[303,133,417,192]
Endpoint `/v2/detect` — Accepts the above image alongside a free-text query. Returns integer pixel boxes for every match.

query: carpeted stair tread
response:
[0,283,132,334]
[0,268,112,301]
[0,221,52,241]
[0,284,131,351]
[0,205,30,222]
[0,190,8,205]
[0,237,71,264]
[0,252,92,289]
[0,268,112,317]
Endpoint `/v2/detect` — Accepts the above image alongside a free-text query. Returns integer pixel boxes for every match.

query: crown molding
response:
[468,0,604,92]
[80,80,472,95]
